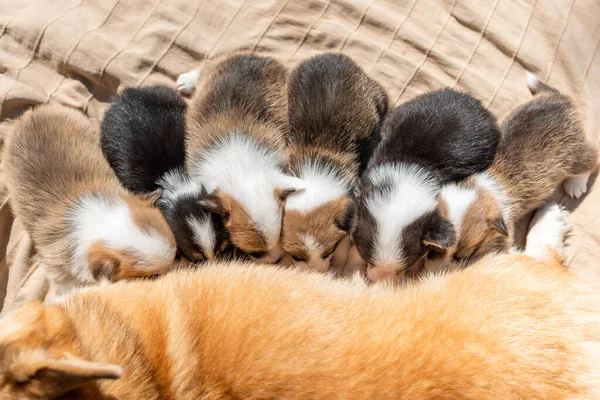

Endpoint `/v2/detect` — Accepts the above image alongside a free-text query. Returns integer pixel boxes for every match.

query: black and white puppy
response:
[353,89,500,282]
[101,86,231,261]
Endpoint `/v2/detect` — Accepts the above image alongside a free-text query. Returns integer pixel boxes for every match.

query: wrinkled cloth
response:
[0,0,598,311]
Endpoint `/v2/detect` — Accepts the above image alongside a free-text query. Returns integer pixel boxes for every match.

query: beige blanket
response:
[0,0,598,311]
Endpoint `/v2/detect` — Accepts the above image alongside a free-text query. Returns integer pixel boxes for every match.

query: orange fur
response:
[1,247,599,398]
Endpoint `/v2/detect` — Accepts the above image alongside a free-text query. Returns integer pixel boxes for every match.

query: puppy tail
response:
[526,72,559,95]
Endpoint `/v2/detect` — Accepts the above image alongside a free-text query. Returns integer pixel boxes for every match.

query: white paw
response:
[563,173,590,199]
[525,203,570,258]
[176,70,199,95]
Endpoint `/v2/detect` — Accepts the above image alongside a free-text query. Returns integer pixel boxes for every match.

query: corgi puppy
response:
[435,74,598,265]
[3,104,178,299]
[101,86,187,194]
[2,204,600,399]
[101,86,231,261]
[282,53,388,272]
[353,89,500,282]
[183,52,304,264]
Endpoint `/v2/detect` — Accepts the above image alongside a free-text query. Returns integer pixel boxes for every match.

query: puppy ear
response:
[275,176,305,201]
[423,214,456,253]
[198,193,230,219]
[87,242,121,282]
[88,242,175,281]
[489,217,509,237]
[0,303,122,398]
[19,358,123,396]
[137,188,163,205]
[335,200,356,232]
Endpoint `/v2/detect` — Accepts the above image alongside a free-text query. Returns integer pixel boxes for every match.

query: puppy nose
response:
[308,257,330,272]
[259,243,284,264]
[367,266,398,282]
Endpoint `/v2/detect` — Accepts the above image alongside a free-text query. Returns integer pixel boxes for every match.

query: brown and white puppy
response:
[435,73,598,265]
[282,53,388,272]
[2,104,177,300]
[181,52,304,264]
[2,204,600,400]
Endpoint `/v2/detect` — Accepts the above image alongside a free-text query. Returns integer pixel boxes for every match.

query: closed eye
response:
[191,251,206,261]
[454,230,498,263]
[291,254,307,262]
[321,237,345,259]
[249,251,266,259]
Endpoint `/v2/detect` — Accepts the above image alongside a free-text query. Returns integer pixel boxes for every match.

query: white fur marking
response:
[193,134,302,248]
[0,309,28,340]
[367,164,439,266]
[526,71,541,93]
[69,197,176,283]
[525,203,570,259]
[286,163,349,211]
[157,168,205,205]
[563,173,590,199]
[187,216,216,259]
[440,184,477,236]
[302,233,323,252]
[474,172,511,221]
[176,69,199,95]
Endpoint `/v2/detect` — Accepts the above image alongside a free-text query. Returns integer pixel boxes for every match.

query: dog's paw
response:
[176,70,199,95]
[563,173,590,199]
[525,203,571,258]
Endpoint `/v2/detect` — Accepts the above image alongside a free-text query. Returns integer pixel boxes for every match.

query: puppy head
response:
[436,183,510,265]
[79,192,178,282]
[162,197,232,262]
[200,176,304,263]
[0,302,122,399]
[156,171,232,261]
[352,164,455,283]
[282,195,355,272]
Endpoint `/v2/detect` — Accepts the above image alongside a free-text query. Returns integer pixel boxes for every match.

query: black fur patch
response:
[101,86,187,193]
[399,211,455,268]
[369,88,500,184]
[335,200,356,232]
[352,198,378,263]
[287,53,388,176]
[158,194,231,261]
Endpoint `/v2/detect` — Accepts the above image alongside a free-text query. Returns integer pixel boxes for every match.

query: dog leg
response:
[176,69,199,95]
[563,172,590,199]
[524,203,571,261]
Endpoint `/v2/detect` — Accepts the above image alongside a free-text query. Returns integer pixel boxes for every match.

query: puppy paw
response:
[176,70,199,95]
[563,173,590,199]
[525,203,571,259]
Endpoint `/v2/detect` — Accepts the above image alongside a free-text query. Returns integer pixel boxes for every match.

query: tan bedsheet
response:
[0,0,598,311]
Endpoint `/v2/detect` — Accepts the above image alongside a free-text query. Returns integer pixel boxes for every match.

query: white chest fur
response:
[68,196,175,283]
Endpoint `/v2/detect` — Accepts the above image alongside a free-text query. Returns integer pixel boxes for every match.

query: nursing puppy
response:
[3,104,178,299]
[101,86,231,261]
[437,74,598,264]
[282,53,388,272]
[2,205,600,399]
[101,86,187,194]
[183,52,303,263]
[354,89,500,282]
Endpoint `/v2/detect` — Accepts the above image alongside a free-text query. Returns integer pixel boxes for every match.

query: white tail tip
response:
[526,71,540,93]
